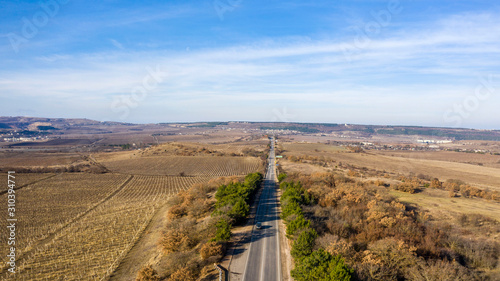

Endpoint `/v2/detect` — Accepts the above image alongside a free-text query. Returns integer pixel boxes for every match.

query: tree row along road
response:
[242,137,282,281]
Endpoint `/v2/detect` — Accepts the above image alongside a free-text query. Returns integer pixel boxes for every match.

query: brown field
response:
[280,142,347,154]
[281,142,500,191]
[279,159,329,174]
[390,189,500,222]
[0,152,83,168]
[8,138,95,147]
[373,150,500,169]
[100,156,263,176]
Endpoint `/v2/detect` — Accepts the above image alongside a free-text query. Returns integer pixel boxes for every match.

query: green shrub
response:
[291,249,353,281]
[228,198,250,224]
[278,173,287,182]
[286,215,311,237]
[291,228,317,260]
[213,218,231,242]
[281,200,303,220]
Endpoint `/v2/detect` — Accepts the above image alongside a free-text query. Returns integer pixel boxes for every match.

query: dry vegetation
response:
[277,141,500,280]
[281,171,500,280]
[3,135,498,280]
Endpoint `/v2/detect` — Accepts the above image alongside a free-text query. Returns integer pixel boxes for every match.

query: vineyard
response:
[101,156,263,176]
[0,174,130,265]
[6,175,213,280]
[0,171,239,280]
[0,173,55,193]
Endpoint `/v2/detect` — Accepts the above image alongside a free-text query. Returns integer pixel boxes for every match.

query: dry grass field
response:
[373,150,500,169]
[390,189,500,222]
[281,142,347,154]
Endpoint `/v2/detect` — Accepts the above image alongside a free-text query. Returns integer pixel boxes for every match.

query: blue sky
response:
[0,0,499,129]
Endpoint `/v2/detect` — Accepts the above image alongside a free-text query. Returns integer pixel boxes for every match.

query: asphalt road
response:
[242,137,281,281]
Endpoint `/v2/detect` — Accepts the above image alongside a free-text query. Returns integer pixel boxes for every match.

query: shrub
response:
[200,241,223,260]
[136,265,160,281]
[213,218,232,242]
[281,200,303,221]
[291,249,353,281]
[187,198,214,218]
[364,238,419,279]
[278,173,287,182]
[291,228,317,260]
[449,236,499,269]
[407,259,482,281]
[286,215,311,238]
[169,266,196,281]
[430,178,442,188]
[347,170,359,177]
[228,198,250,224]
[167,205,187,220]
[160,229,193,254]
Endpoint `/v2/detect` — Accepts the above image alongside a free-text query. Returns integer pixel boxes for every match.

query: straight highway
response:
[242,137,281,281]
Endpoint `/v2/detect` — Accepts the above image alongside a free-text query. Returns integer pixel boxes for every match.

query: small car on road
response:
[256,222,262,229]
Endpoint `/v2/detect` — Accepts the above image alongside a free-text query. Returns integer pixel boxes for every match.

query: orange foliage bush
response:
[167,205,187,220]
[169,266,196,281]
[160,229,193,254]
[200,241,223,260]
[136,265,160,281]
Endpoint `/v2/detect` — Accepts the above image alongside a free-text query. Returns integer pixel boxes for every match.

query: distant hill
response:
[1,116,499,141]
